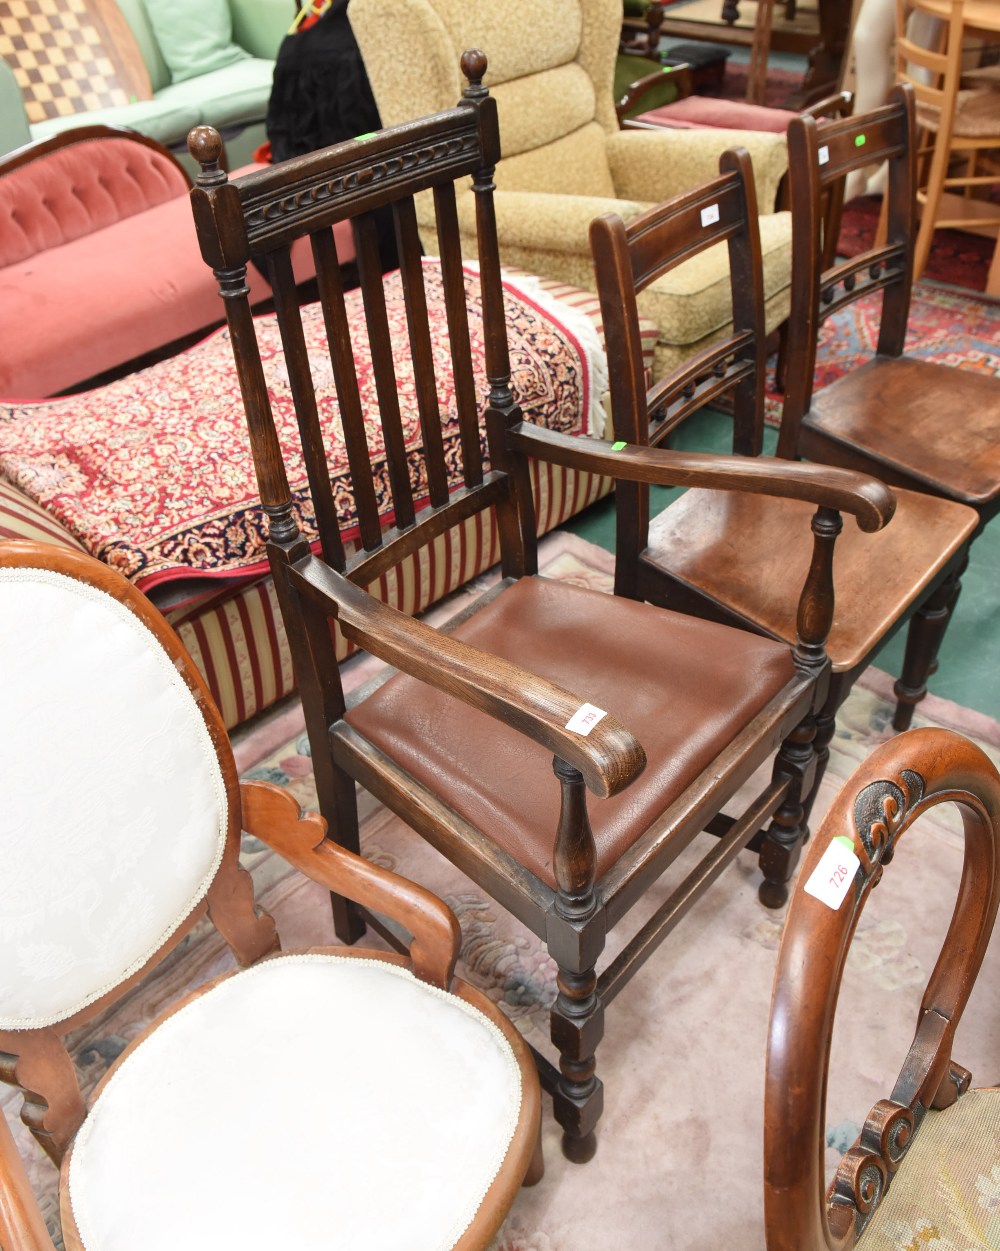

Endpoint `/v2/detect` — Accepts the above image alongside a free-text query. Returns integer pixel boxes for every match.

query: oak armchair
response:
[0,540,540,1251]
[187,53,895,1162]
[348,0,793,379]
[765,726,1000,1249]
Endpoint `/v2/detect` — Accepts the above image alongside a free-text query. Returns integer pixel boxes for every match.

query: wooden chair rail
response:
[287,556,647,800]
[506,425,895,531]
[240,780,462,989]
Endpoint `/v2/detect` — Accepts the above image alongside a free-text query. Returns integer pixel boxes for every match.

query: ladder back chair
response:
[893,0,1000,291]
[188,52,895,1162]
[765,726,1000,1250]
[590,142,978,904]
[779,83,1000,731]
[0,540,540,1251]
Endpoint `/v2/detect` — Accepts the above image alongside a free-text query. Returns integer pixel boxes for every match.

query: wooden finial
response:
[461,49,488,97]
[188,125,227,187]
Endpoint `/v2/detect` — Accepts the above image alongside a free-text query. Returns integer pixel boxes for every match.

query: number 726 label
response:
[804,836,861,909]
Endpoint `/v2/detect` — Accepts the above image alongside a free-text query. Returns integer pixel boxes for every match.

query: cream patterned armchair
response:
[350,0,792,379]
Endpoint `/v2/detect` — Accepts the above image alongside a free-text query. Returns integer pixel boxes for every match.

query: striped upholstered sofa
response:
[0,270,657,732]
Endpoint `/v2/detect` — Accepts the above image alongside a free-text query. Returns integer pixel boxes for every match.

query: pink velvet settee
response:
[0,125,341,398]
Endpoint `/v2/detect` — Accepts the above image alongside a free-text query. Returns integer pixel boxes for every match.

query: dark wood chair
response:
[777,82,1000,731]
[0,540,540,1250]
[187,51,895,1162]
[590,141,979,906]
[764,725,1000,1249]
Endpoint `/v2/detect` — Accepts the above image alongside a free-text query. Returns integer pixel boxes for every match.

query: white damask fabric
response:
[68,955,524,1251]
[0,568,227,1029]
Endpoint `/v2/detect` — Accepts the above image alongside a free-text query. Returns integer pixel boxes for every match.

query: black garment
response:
[266,0,399,272]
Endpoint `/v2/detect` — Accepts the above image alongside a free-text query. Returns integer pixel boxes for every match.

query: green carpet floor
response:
[562,407,1000,722]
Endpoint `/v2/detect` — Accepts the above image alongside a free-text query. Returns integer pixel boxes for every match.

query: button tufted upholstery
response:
[0,136,188,269]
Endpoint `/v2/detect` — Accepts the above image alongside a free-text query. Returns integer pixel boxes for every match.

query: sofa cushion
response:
[30,99,202,150]
[142,0,250,84]
[635,96,798,133]
[154,58,277,130]
[0,135,189,268]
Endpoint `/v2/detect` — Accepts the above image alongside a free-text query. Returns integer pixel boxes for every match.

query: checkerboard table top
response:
[0,0,151,125]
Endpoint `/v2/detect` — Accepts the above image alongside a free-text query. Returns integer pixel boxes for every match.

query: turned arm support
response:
[764,728,1000,1251]
[288,558,647,801]
[508,425,895,532]
[0,1110,55,1251]
[240,780,463,988]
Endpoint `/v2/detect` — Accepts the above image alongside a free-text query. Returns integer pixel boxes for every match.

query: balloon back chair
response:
[765,726,1000,1250]
[0,540,540,1251]
[590,119,978,904]
[186,53,896,1160]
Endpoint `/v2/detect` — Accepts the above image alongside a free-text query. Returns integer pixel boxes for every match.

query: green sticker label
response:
[855,134,866,147]
[612,440,627,450]
[354,131,378,141]
[834,834,856,850]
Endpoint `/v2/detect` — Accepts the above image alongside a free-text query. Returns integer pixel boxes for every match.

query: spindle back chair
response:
[189,53,899,1160]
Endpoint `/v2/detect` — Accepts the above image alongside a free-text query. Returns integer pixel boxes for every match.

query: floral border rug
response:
[7,532,1000,1250]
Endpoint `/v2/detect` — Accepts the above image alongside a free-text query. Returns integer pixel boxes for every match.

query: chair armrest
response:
[764,728,1000,1251]
[0,1111,54,1251]
[605,128,789,212]
[508,425,895,533]
[616,64,694,126]
[290,556,647,801]
[455,189,648,257]
[240,779,463,988]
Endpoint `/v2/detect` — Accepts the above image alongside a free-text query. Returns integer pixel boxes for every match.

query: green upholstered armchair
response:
[349,0,792,379]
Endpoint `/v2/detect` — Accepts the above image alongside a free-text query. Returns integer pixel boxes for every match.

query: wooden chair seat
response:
[644,484,977,672]
[64,951,525,1251]
[799,357,1000,507]
[345,576,797,889]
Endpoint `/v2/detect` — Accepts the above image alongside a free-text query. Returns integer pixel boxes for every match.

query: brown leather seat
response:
[347,577,795,887]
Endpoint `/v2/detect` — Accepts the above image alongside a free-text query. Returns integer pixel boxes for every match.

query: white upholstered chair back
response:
[0,560,229,1032]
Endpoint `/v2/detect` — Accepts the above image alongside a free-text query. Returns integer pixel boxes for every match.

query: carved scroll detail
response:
[243,131,481,243]
[853,768,925,867]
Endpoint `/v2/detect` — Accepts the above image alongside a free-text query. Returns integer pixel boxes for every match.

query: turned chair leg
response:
[550,964,604,1163]
[892,561,965,732]
[758,716,817,908]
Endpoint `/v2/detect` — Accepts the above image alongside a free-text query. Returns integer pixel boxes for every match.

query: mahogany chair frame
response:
[778,84,998,730]
[590,138,976,905]
[187,53,896,1160]
[0,540,541,1250]
[764,726,1000,1250]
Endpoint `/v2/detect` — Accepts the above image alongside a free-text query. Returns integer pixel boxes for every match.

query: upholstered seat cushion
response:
[345,577,796,888]
[66,954,523,1251]
[635,97,797,134]
[861,1088,1000,1249]
[644,485,978,672]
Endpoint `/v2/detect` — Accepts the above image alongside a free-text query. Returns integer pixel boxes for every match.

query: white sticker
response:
[700,202,720,227]
[565,703,607,736]
[818,144,830,166]
[804,837,860,909]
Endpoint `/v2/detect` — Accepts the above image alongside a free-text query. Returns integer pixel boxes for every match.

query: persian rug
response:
[7,531,1000,1250]
[765,279,1000,424]
[0,263,606,592]
[839,194,997,294]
